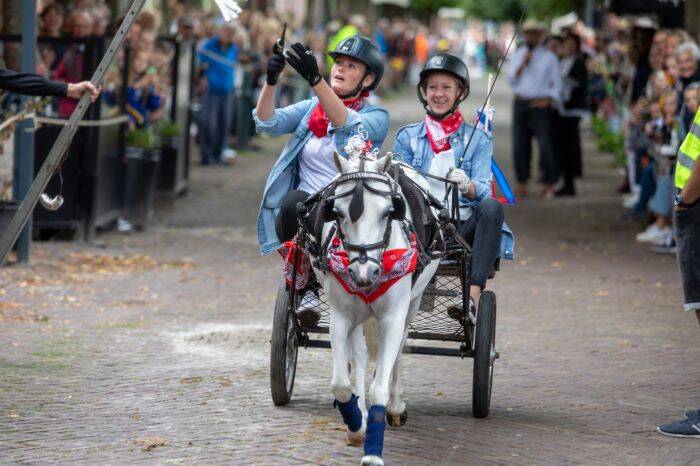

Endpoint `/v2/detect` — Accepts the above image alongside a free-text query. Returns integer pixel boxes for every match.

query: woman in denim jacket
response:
[253,36,389,256]
[392,53,514,314]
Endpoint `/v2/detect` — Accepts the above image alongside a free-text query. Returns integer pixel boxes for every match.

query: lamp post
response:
[15,0,38,263]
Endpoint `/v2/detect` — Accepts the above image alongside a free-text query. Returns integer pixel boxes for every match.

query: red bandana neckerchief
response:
[328,234,418,304]
[277,233,418,304]
[308,91,369,138]
[424,111,464,154]
[278,240,312,291]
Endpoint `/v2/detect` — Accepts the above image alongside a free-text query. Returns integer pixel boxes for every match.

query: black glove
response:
[285,42,322,87]
[266,51,286,86]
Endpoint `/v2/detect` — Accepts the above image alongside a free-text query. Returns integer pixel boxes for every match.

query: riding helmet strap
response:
[337,70,370,100]
[417,81,467,121]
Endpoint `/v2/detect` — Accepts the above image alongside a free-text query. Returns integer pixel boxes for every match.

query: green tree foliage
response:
[410,0,460,15]
[461,0,588,21]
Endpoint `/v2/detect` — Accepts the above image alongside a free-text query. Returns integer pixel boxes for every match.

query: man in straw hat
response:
[506,19,562,199]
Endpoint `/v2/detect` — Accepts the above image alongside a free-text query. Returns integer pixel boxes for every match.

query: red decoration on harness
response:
[308,91,369,138]
[328,234,418,304]
[424,111,463,154]
[277,240,312,291]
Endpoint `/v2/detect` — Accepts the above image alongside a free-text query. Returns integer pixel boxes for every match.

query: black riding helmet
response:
[329,35,385,97]
[418,53,470,119]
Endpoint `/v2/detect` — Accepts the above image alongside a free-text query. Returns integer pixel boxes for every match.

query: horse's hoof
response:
[346,420,366,447]
[361,455,384,466]
[386,409,408,427]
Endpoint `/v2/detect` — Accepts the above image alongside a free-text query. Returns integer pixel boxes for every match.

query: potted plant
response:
[124,127,161,230]
[155,120,182,193]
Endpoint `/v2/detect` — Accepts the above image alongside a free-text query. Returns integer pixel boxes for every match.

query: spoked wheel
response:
[270,279,299,406]
[472,290,496,418]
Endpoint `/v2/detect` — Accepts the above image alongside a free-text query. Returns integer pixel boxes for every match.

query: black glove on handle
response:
[266,50,286,86]
[285,42,322,87]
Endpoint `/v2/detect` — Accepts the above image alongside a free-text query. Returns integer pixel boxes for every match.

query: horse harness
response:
[297,158,450,283]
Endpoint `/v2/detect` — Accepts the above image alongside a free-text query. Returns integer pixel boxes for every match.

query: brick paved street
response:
[1,79,699,465]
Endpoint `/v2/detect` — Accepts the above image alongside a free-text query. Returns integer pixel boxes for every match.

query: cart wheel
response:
[472,290,496,418]
[270,279,299,406]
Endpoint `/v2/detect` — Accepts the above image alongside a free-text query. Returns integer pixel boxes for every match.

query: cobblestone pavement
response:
[2,79,699,465]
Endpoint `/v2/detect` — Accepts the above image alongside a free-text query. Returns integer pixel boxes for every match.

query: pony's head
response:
[328,151,405,290]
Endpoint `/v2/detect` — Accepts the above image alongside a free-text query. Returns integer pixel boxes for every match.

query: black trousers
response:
[275,189,314,242]
[457,198,504,289]
[512,100,557,184]
[675,202,700,313]
[552,114,582,187]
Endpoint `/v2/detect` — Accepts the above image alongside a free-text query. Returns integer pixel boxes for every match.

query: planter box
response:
[124,147,160,231]
[156,136,181,194]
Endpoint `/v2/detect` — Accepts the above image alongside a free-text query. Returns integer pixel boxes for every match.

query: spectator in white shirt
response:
[506,20,563,198]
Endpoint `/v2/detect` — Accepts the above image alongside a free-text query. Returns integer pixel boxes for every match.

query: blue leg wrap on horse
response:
[333,394,363,432]
[364,405,386,457]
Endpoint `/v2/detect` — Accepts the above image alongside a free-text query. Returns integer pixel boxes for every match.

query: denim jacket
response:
[392,121,515,260]
[253,97,390,255]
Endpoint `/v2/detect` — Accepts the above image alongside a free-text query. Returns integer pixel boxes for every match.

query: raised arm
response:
[284,42,348,127]
[254,46,286,121]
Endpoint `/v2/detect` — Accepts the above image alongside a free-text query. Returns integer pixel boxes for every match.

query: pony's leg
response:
[351,324,369,419]
[387,297,420,427]
[362,297,410,466]
[330,312,366,446]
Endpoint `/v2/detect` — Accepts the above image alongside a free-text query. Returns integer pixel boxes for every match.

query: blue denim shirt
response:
[392,121,515,260]
[253,97,390,255]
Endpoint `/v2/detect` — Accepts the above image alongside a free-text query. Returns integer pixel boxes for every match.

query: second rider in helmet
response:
[392,53,512,315]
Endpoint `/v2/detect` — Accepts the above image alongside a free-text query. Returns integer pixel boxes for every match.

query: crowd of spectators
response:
[587,15,700,253]
[25,4,698,237]
[20,2,504,168]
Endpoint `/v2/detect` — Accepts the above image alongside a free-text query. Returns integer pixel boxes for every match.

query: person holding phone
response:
[197,23,239,165]
[506,20,562,199]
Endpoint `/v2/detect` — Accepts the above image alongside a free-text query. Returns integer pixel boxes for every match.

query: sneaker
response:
[684,408,700,420]
[657,416,700,438]
[651,235,677,254]
[636,224,671,243]
[221,148,238,164]
[296,290,321,329]
[117,218,133,233]
[622,192,639,209]
[447,297,476,326]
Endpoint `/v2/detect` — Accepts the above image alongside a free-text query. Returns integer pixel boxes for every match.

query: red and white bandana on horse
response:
[328,234,419,304]
[308,91,370,138]
[278,240,312,291]
[424,111,464,154]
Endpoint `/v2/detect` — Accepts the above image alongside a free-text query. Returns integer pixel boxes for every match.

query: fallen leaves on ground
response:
[134,436,169,451]
[180,376,203,384]
[1,252,198,322]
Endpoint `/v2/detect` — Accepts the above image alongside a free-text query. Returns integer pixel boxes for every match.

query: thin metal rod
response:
[0,0,147,266]
[458,2,529,167]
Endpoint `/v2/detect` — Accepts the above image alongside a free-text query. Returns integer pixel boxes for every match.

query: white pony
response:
[311,151,440,466]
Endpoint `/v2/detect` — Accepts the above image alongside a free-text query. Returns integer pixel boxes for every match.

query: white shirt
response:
[426,148,472,220]
[506,45,562,103]
[297,134,338,194]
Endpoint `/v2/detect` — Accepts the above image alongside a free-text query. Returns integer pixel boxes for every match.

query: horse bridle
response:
[323,164,406,267]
